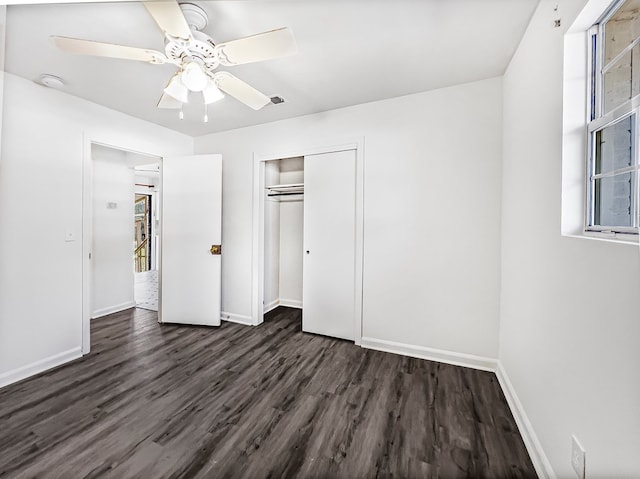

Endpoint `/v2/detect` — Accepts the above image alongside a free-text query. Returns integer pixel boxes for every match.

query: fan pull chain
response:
[204,103,209,123]
[179,105,184,121]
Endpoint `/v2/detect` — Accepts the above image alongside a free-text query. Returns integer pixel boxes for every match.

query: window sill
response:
[563,230,639,245]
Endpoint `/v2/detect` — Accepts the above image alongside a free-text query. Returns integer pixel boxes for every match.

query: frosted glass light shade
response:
[181,62,208,92]
[164,75,189,103]
[203,80,224,104]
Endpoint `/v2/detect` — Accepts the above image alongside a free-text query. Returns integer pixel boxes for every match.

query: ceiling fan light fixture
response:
[203,80,224,104]
[164,75,190,103]
[181,62,208,92]
[51,0,298,117]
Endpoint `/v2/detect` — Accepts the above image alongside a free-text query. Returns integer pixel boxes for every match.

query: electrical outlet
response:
[571,435,586,479]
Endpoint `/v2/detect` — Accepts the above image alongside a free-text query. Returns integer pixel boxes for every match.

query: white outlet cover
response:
[571,434,586,479]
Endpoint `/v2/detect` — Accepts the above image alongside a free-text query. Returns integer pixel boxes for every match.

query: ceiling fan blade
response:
[214,27,297,66]
[213,72,270,110]
[51,36,167,64]
[143,0,192,42]
[157,92,183,109]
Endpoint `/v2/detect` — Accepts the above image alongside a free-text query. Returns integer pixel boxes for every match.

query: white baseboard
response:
[92,300,136,319]
[0,347,83,390]
[360,337,498,372]
[496,362,556,479]
[221,311,254,326]
[263,299,280,314]
[279,298,302,309]
[263,298,303,315]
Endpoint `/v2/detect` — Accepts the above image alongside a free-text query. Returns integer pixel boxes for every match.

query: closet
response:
[262,149,357,342]
[264,157,305,313]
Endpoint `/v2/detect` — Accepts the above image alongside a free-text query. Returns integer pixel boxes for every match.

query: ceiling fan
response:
[51,0,297,119]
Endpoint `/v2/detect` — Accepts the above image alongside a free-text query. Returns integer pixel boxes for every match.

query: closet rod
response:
[267,192,304,197]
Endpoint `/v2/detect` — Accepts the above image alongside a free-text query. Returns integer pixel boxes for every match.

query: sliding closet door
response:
[303,149,356,341]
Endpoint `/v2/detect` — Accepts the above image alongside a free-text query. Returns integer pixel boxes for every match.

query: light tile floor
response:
[135,270,158,311]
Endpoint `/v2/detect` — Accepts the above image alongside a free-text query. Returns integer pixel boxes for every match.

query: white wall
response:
[500,1,640,477]
[196,76,504,360]
[279,166,304,307]
[279,201,303,306]
[0,73,193,387]
[91,144,135,318]
[0,6,5,163]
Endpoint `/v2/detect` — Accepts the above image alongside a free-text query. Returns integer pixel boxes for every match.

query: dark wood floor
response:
[0,307,536,478]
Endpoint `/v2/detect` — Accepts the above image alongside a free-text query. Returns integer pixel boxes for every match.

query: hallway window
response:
[587,0,640,234]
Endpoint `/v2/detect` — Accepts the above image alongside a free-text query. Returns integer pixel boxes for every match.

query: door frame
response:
[82,132,166,355]
[251,138,365,345]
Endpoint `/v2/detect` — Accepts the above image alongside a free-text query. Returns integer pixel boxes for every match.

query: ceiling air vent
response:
[270,95,285,105]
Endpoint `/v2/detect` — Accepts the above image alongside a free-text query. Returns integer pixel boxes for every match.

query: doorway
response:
[263,157,304,316]
[88,144,161,320]
[133,162,160,311]
[134,194,152,273]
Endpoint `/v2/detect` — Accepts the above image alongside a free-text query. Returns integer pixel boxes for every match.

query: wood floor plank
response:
[0,307,537,478]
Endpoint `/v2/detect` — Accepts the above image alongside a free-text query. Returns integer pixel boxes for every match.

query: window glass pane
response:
[604,0,640,64]
[635,43,640,96]
[594,116,633,174]
[593,172,634,226]
[603,44,640,113]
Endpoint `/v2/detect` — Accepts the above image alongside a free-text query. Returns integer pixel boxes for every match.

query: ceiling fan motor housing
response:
[164,4,218,67]
[165,32,216,65]
[179,3,209,32]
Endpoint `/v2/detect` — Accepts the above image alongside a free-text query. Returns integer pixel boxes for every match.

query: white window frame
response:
[586,0,640,236]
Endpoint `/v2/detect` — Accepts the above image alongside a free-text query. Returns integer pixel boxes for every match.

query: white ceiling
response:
[5,0,539,137]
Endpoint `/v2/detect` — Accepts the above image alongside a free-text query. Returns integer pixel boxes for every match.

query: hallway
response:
[134,270,158,311]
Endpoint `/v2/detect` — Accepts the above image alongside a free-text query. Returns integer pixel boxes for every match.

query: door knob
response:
[306,250,310,254]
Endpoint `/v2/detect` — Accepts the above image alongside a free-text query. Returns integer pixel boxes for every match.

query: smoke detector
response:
[37,74,65,89]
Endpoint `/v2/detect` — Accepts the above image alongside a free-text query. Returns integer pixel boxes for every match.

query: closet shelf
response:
[266,183,304,197]
[266,183,304,192]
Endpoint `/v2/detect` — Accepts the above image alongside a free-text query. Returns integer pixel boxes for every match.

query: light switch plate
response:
[65,228,76,242]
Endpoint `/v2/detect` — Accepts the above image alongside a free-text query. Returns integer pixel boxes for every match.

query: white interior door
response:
[160,154,222,326]
[302,149,356,340]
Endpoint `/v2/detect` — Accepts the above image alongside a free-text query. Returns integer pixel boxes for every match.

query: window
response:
[587,0,640,234]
